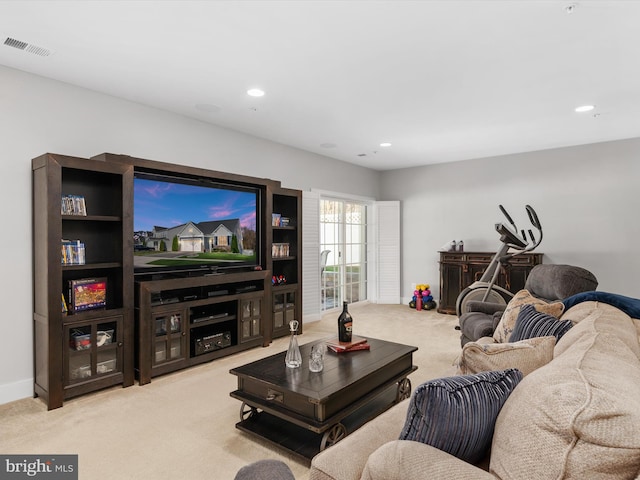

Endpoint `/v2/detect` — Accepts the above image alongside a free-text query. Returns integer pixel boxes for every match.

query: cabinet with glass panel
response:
[136,271,270,384]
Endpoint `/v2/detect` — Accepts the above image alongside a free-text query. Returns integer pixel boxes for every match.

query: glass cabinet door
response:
[153,311,185,365]
[273,289,296,332]
[240,298,261,342]
[65,317,121,385]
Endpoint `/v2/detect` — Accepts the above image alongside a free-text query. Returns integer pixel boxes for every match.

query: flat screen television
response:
[133,171,262,277]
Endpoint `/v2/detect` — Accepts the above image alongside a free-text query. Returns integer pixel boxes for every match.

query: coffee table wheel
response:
[396,377,412,402]
[240,402,259,422]
[320,423,347,451]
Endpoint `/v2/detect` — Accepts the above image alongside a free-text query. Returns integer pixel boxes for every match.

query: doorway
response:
[320,198,368,311]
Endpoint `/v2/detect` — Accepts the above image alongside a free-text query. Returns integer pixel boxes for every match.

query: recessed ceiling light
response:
[575,105,595,113]
[247,88,265,97]
[380,142,392,147]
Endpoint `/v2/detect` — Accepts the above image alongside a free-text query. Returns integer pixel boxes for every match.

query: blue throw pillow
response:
[563,291,640,318]
[399,369,523,464]
[509,304,573,342]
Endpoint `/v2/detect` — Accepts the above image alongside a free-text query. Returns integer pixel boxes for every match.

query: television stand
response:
[136,270,271,385]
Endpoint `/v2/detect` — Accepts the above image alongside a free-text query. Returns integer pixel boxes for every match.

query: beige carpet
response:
[0,303,461,479]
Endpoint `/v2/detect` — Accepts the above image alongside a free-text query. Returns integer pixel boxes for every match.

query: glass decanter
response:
[285,320,302,368]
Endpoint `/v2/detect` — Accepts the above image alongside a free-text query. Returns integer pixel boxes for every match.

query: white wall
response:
[0,65,381,405]
[380,139,640,304]
[3,63,639,406]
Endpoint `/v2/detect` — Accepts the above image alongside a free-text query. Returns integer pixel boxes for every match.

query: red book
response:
[325,335,368,351]
[327,342,370,353]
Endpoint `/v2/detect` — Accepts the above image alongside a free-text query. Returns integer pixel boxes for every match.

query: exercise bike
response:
[455,204,543,317]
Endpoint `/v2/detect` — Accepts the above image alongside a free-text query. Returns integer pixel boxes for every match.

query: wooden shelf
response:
[32,153,134,410]
[62,214,121,222]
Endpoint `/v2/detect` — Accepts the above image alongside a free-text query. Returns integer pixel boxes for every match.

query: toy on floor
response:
[409,283,437,311]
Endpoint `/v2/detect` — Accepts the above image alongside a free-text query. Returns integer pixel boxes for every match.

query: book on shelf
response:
[61,293,68,314]
[68,277,107,313]
[61,194,87,216]
[325,335,368,351]
[61,239,86,265]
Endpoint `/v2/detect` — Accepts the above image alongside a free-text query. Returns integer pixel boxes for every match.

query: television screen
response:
[133,172,260,276]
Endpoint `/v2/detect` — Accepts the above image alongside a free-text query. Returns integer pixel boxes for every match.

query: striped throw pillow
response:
[509,304,573,342]
[399,369,523,464]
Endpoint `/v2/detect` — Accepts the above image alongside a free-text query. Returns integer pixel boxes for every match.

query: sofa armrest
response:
[309,400,410,480]
[465,301,506,315]
[361,441,496,480]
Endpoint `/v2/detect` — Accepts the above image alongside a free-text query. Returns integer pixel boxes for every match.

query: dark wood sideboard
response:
[437,251,543,315]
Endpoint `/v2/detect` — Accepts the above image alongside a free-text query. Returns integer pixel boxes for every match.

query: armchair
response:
[458,264,598,346]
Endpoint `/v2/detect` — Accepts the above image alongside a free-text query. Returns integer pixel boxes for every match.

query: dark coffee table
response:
[229,337,417,463]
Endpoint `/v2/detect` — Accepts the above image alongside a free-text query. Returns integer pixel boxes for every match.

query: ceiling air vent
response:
[4,37,51,57]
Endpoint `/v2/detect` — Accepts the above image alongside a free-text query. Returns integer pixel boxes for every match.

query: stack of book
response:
[326,335,370,353]
[61,194,87,216]
[61,239,86,265]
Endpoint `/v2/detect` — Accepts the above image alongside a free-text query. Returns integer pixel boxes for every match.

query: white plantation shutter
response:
[302,190,321,319]
[375,201,401,304]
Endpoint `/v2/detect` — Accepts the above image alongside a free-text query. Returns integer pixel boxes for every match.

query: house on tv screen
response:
[138,219,248,254]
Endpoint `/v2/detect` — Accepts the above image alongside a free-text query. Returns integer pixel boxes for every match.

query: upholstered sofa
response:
[309,298,640,480]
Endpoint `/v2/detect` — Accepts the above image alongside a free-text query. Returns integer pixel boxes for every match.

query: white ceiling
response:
[2,1,640,171]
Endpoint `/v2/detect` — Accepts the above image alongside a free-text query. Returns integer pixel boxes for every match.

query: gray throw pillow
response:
[509,303,573,342]
[399,369,523,464]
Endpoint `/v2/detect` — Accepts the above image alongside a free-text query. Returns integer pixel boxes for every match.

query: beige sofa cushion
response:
[361,440,495,480]
[309,399,410,480]
[558,301,640,358]
[456,336,555,376]
[490,306,640,479]
[492,289,564,343]
[560,300,605,323]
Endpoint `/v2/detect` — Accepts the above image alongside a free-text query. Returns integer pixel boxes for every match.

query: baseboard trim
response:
[0,378,33,406]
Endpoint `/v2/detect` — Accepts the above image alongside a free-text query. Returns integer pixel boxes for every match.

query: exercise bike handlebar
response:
[526,204,541,230]
[499,204,516,230]
[496,204,542,253]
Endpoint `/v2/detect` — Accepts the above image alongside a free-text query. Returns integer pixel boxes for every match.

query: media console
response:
[136,269,271,385]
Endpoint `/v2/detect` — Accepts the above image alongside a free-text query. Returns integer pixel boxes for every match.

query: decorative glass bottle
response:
[338,301,353,343]
[285,320,302,368]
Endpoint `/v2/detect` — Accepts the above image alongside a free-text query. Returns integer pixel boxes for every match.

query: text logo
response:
[1,456,77,479]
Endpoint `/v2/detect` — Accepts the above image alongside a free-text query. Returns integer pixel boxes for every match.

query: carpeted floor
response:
[0,303,461,479]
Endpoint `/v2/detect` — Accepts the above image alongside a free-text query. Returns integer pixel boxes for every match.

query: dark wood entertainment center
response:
[32,152,302,409]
